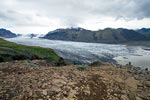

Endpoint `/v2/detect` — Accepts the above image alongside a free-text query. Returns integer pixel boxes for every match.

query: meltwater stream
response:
[5,36,150,68]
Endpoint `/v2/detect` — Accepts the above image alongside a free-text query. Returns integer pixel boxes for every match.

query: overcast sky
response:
[0,0,150,34]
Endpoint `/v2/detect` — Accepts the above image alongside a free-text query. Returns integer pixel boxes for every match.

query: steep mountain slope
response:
[0,28,17,38]
[96,28,147,43]
[44,28,96,42]
[137,28,150,39]
[43,28,148,44]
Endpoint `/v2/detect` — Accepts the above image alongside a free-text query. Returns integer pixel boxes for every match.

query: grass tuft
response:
[24,61,37,67]
[77,64,88,70]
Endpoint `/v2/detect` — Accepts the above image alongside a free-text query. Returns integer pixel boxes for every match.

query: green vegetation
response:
[126,41,150,47]
[77,64,88,70]
[0,38,60,63]
[89,61,104,67]
[24,61,37,67]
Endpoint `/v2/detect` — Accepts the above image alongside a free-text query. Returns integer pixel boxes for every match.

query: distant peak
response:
[66,27,85,30]
[104,28,114,30]
[140,28,150,30]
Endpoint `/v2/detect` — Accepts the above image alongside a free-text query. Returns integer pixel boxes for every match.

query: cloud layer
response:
[0,0,150,33]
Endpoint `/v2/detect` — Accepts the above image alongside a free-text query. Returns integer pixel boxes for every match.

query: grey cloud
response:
[0,0,150,28]
[135,0,150,19]
[87,0,150,20]
[0,10,15,21]
[18,0,150,20]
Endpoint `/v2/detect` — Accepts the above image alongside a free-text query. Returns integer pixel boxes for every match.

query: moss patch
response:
[0,38,60,63]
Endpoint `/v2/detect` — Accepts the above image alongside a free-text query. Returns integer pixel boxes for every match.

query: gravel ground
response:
[0,60,150,100]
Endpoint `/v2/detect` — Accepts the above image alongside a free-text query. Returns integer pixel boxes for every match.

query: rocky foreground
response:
[0,60,150,100]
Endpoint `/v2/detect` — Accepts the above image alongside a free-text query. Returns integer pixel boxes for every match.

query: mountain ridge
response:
[43,27,149,44]
[0,28,17,38]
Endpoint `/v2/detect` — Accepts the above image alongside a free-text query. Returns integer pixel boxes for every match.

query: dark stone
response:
[0,56,4,62]
[145,68,148,71]
[56,57,67,66]
[128,93,136,100]
[129,62,131,65]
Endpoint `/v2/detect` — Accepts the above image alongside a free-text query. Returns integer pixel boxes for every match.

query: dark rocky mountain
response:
[43,27,148,44]
[136,28,150,39]
[0,28,17,38]
[95,28,147,43]
[26,33,37,38]
[43,28,96,42]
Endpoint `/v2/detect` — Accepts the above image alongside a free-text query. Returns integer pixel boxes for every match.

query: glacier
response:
[5,36,150,68]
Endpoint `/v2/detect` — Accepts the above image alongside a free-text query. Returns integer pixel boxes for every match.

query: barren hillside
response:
[0,60,150,100]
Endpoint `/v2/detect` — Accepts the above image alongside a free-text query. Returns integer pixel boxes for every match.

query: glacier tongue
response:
[5,37,150,67]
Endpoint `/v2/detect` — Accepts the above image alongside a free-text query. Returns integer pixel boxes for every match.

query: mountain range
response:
[0,28,46,39]
[1,27,150,44]
[43,27,150,44]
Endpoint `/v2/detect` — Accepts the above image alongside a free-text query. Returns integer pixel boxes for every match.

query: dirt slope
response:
[0,60,150,100]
